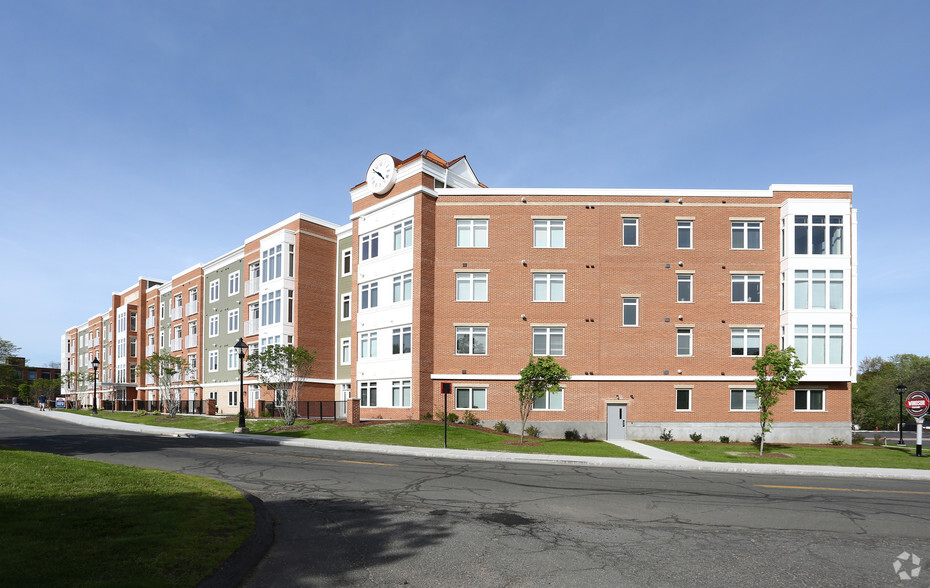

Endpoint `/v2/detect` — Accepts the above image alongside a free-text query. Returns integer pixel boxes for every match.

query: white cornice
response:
[770,184,852,192]
[438,188,772,198]
[243,212,341,245]
[203,246,245,274]
[430,374,759,382]
[349,186,438,220]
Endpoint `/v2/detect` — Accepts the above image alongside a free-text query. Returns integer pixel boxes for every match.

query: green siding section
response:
[202,259,245,385]
[336,236,352,380]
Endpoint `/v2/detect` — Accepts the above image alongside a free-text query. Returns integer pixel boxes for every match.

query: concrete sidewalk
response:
[9,405,930,481]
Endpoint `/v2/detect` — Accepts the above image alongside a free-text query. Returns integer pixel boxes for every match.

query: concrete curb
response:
[196,490,274,588]
[11,405,930,481]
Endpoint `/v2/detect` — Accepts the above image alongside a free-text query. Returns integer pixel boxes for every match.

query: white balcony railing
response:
[245,280,260,297]
[169,306,183,321]
[169,338,182,352]
[145,374,154,385]
[146,317,156,329]
[186,300,198,316]
[185,334,198,349]
[145,345,154,357]
[245,319,259,336]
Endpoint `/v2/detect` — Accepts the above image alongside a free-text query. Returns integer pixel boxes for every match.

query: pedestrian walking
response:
[38,394,47,411]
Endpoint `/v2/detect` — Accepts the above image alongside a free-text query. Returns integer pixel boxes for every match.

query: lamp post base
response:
[234,426,250,434]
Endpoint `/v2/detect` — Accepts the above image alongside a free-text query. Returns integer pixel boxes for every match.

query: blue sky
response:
[2,1,927,367]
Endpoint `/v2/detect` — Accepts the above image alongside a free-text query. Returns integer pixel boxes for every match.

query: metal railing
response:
[261,400,347,421]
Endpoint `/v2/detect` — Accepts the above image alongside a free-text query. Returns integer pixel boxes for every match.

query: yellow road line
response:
[755,484,930,496]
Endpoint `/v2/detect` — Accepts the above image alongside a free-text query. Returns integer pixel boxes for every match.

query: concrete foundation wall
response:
[629,421,853,444]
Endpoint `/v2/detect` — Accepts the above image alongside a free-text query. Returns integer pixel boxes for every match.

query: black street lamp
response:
[234,338,249,433]
[91,356,100,415]
[896,384,907,445]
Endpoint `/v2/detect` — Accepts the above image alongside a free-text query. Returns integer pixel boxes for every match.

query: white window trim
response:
[209,279,220,303]
[794,389,827,412]
[675,388,692,412]
[454,386,488,411]
[228,271,240,296]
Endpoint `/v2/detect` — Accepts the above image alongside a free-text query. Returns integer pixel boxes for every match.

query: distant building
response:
[1,356,61,399]
[61,150,856,442]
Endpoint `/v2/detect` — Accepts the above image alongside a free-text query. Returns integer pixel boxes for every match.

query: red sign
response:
[440,382,452,395]
[905,391,930,418]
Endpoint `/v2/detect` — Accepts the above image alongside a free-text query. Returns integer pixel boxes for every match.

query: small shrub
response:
[524,425,541,438]
[581,433,591,441]
[851,432,865,444]
[689,432,703,443]
[873,435,886,446]
[461,411,479,426]
[421,411,433,421]
[564,428,581,441]
[493,421,509,433]
[659,429,674,442]
[751,434,763,448]
[136,409,147,416]
[261,409,273,418]
[829,436,844,446]
[719,435,730,444]
[439,412,458,423]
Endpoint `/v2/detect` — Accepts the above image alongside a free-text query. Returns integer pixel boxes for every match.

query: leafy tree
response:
[17,382,35,405]
[61,370,87,409]
[32,378,61,407]
[246,345,315,426]
[0,336,22,399]
[853,354,930,430]
[141,352,188,417]
[514,356,570,443]
[752,344,805,455]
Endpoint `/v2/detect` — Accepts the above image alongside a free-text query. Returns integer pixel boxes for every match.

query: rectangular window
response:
[677,220,692,249]
[340,338,351,365]
[360,282,379,310]
[393,272,413,302]
[622,217,639,246]
[731,274,762,303]
[829,270,844,309]
[360,332,377,359]
[622,298,638,327]
[794,325,843,365]
[228,390,238,406]
[455,387,487,410]
[361,233,379,261]
[261,290,282,326]
[533,387,563,410]
[287,244,295,278]
[456,326,487,355]
[227,347,240,370]
[342,248,352,276]
[730,389,759,411]
[795,389,825,411]
[286,289,294,323]
[456,273,488,302]
[794,270,809,309]
[341,293,351,321]
[261,244,282,282]
[360,382,376,407]
[533,273,565,302]
[829,215,843,255]
[393,219,413,250]
[533,219,565,248]
[208,350,219,372]
[391,380,412,407]
[456,219,488,247]
[676,328,692,356]
[676,388,691,411]
[731,221,762,249]
[208,280,220,302]
[677,274,692,303]
[392,326,412,355]
[533,327,564,356]
[129,337,136,358]
[208,315,219,337]
[731,328,762,356]
[228,271,240,296]
[228,309,240,334]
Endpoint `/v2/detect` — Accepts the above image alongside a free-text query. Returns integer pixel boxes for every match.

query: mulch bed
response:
[726,451,795,459]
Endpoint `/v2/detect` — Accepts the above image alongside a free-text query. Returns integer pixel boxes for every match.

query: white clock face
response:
[366,154,397,195]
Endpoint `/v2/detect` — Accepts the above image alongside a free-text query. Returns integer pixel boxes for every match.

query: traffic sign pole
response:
[904,391,930,457]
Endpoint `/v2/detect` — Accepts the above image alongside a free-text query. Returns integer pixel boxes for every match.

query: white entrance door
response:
[606,404,627,440]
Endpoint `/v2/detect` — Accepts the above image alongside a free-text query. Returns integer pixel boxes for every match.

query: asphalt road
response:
[3,407,929,587]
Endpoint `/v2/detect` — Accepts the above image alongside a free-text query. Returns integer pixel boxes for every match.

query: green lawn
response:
[68,410,644,458]
[644,440,930,469]
[0,448,253,587]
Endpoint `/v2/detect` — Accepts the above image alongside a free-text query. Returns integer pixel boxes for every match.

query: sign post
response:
[440,382,452,449]
[904,390,930,457]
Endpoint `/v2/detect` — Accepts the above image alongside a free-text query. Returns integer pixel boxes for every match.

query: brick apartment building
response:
[62,150,856,442]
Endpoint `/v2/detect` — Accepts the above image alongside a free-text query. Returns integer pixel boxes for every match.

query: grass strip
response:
[0,448,253,587]
[644,441,930,469]
[69,410,645,459]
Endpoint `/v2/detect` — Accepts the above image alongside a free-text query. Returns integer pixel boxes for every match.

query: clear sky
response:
[2,1,927,368]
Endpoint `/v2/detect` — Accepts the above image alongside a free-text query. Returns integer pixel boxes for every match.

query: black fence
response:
[262,400,346,421]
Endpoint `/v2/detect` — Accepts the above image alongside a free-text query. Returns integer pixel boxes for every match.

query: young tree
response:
[515,356,570,443]
[753,344,805,455]
[141,352,188,417]
[246,344,315,426]
[60,370,87,409]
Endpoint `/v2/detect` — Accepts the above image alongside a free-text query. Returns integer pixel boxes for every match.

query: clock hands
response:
[372,169,385,180]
